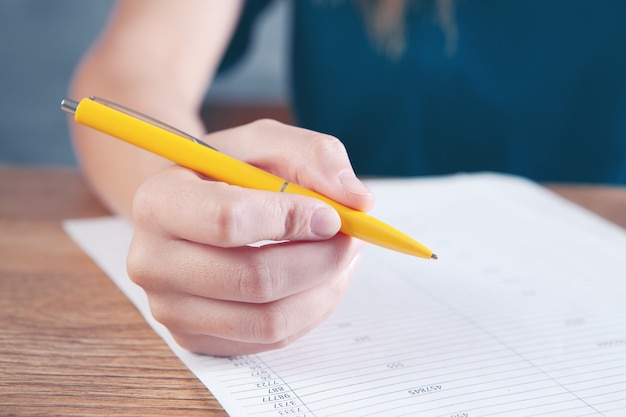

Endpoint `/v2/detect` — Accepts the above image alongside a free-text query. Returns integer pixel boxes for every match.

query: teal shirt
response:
[221,0,626,184]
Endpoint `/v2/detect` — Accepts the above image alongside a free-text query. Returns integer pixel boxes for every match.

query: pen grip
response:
[73,98,433,259]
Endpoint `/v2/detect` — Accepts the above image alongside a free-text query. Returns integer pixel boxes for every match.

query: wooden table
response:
[1,165,625,416]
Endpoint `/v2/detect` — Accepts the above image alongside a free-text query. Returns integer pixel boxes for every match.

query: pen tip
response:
[430,253,438,260]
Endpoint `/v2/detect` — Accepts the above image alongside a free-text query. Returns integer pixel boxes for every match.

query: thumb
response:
[236,190,342,245]
[134,166,342,247]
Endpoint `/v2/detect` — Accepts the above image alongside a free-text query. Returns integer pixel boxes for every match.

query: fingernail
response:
[339,171,372,196]
[310,207,341,238]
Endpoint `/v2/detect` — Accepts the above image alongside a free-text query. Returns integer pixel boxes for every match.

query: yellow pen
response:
[61,96,437,259]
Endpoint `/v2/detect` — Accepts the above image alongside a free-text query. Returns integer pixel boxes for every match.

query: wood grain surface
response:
[1,165,624,416]
[0,166,226,416]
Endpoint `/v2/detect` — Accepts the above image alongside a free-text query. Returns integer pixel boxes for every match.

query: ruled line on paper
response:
[212,300,620,416]
[63,173,626,417]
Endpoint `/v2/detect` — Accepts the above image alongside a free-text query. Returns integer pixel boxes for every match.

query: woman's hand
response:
[126,120,374,356]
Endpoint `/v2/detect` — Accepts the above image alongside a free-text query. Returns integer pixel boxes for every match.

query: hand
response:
[127,119,375,356]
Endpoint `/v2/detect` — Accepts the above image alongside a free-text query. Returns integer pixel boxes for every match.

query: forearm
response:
[69,54,206,218]
[67,0,243,218]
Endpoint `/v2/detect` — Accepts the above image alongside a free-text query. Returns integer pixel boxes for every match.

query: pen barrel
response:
[283,183,433,259]
[74,98,289,190]
[73,98,433,259]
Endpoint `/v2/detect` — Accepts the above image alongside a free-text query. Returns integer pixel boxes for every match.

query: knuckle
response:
[278,200,311,240]
[131,183,157,226]
[206,197,242,245]
[250,307,289,344]
[170,332,202,354]
[248,118,284,130]
[126,243,153,289]
[147,295,190,336]
[146,296,174,328]
[236,260,280,303]
[307,132,347,160]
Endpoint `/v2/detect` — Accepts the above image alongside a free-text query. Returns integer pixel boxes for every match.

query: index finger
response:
[205,119,376,212]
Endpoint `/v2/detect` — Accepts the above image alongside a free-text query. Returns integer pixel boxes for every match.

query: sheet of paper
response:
[63,173,626,417]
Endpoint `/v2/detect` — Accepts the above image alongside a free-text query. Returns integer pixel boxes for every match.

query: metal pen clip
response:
[61,96,217,151]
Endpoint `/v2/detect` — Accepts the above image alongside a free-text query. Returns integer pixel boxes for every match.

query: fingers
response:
[133,166,342,246]
[146,256,357,356]
[127,163,365,355]
[129,231,360,302]
[171,324,318,357]
[127,120,374,356]
[206,119,376,212]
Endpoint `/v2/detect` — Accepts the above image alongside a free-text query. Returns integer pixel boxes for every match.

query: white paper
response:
[63,173,626,417]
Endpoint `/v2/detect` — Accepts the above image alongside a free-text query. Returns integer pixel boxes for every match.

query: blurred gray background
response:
[0,0,288,166]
